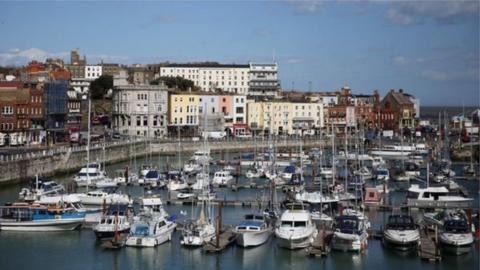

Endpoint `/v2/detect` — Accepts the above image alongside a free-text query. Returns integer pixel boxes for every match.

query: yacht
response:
[212,170,234,186]
[125,211,176,247]
[353,166,373,181]
[75,190,132,206]
[370,145,414,158]
[233,214,273,247]
[180,209,216,247]
[143,169,163,187]
[295,191,339,204]
[404,162,420,178]
[279,166,296,182]
[73,163,107,187]
[331,209,370,252]
[383,214,420,251]
[0,203,85,231]
[439,212,474,255]
[191,173,210,190]
[93,204,131,240]
[406,184,473,208]
[275,203,317,249]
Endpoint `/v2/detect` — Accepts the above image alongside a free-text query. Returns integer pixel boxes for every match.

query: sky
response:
[0,0,478,106]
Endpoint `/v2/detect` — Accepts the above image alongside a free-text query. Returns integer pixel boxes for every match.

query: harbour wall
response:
[0,138,324,185]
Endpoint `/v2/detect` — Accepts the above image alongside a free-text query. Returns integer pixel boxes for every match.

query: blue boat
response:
[0,203,85,232]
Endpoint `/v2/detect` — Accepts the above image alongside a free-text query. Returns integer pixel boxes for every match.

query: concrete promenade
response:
[0,137,325,185]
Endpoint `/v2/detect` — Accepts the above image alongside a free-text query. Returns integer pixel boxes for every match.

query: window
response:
[2,106,13,115]
[143,117,147,126]
[136,116,141,126]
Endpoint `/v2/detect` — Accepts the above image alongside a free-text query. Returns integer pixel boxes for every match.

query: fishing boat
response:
[439,212,473,255]
[36,194,102,226]
[212,170,234,186]
[0,203,85,231]
[93,204,131,240]
[331,208,370,252]
[233,214,272,247]
[125,211,176,247]
[382,214,420,251]
[275,203,317,249]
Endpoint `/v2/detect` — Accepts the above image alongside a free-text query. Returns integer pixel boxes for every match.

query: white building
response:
[159,64,250,94]
[112,84,169,138]
[248,63,280,98]
[85,65,102,80]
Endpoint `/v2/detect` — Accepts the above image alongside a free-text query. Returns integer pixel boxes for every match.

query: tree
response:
[90,75,113,99]
[151,76,196,91]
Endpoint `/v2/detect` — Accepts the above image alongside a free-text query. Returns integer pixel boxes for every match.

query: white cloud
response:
[286,0,323,14]
[287,58,303,64]
[421,68,479,82]
[386,1,479,26]
[392,55,409,65]
[385,9,415,26]
[0,48,68,66]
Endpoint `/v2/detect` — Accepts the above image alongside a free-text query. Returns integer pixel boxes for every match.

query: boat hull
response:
[126,226,175,247]
[0,218,84,232]
[276,234,314,249]
[94,228,130,240]
[331,232,368,252]
[235,229,272,247]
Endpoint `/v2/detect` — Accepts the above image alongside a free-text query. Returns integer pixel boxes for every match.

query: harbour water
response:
[0,152,478,270]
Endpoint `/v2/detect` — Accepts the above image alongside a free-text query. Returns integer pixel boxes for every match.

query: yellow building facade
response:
[169,94,200,126]
[247,101,324,135]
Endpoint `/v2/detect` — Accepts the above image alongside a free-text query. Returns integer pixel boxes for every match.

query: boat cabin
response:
[385,215,417,230]
[364,188,382,205]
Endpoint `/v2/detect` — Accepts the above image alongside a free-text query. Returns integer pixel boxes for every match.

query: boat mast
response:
[86,95,91,191]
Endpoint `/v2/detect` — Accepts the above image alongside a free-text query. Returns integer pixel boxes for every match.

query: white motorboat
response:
[126,211,176,247]
[75,190,132,206]
[0,203,85,232]
[395,173,410,182]
[439,213,473,255]
[191,173,210,190]
[295,191,339,204]
[234,214,272,247]
[19,177,65,201]
[167,179,189,191]
[93,204,131,240]
[212,170,234,186]
[370,144,419,158]
[140,197,169,218]
[275,203,317,249]
[95,178,118,189]
[197,191,216,201]
[245,168,264,179]
[331,209,370,252]
[184,161,202,175]
[353,166,373,181]
[406,184,473,208]
[112,169,138,185]
[375,167,390,181]
[73,163,107,187]
[383,215,420,251]
[177,192,195,200]
[191,150,211,165]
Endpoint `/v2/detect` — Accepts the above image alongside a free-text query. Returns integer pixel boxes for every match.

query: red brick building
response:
[374,89,415,131]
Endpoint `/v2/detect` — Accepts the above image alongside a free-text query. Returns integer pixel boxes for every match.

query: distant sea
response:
[420,106,478,123]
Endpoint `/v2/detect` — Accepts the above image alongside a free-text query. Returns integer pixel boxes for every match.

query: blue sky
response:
[0,0,478,106]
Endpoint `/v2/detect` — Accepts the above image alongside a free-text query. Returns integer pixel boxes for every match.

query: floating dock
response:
[307,228,332,257]
[418,229,442,262]
[203,229,237,253]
